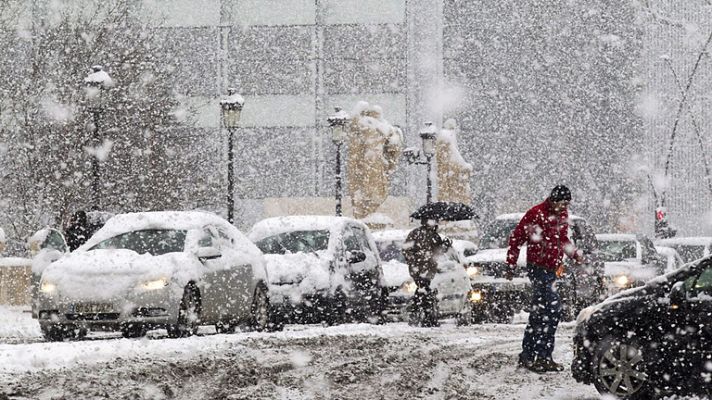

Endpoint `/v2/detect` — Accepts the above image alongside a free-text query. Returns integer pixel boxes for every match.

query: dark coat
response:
[403,225,450,280]
[65,211,89,252]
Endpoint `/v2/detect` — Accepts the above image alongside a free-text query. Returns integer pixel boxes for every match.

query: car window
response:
[572,221,598,253]
[255,230,330,254]
[343,227,361,252]
[692,267,712,295]
[351,226,373,253]
[198,228,216,248]
[376,240,405,263]
[598,240,637,261]
[44,230,68,253]
[463,248,478,257]
[91,229,187,255]
[673,245,706,263]
[480,219,518,249]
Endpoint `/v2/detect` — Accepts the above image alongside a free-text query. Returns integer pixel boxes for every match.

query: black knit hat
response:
[549,185,572,202]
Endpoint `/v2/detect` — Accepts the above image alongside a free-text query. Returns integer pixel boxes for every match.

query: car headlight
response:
[466,265,481,279]
[39,280,57,294]
[468,289,483,303]
[612,274,630,288]
[140,277,169,290]
[400,281,417,295]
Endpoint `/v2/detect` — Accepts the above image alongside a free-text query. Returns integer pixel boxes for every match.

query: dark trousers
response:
[520,264,561,362]
[412,277,438,324]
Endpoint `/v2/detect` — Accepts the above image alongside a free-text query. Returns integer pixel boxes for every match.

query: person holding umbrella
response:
[403,201,475,327]
[505,185,584,373]
[402,217,451,327]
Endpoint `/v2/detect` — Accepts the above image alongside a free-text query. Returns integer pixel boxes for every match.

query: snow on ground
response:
[0,306,705,400]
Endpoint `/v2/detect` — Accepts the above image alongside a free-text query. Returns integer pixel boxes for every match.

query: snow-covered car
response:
[596,233,667,294]
[37,211,277,341]
[654,245,685,273]
[467,213,604,322]
[654,236,712,264]
[572,256,712,399]
[248,216,385,325]
[372,229,472,323]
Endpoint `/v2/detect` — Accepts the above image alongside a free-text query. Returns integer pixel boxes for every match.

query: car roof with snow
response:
[248,215,365,242]
[495,212,584,221]
[596,233,638,242]
[79,211,235,250]
[371,229,410,242]
[451,239,477,251]
[655,236,712,246]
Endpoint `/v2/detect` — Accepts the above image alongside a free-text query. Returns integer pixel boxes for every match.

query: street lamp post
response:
[220,88,244,225]
[419,122,437,204]
[84,65,113,208]
[327,107,349,216]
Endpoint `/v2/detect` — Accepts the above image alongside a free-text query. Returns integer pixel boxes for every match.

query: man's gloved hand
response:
[504,264,516,281]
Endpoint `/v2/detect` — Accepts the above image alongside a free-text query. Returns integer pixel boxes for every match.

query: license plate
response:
[70,303,114,314]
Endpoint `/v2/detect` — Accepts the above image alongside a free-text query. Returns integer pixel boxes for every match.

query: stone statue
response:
[436,119,472,204]
[347,101,403,219]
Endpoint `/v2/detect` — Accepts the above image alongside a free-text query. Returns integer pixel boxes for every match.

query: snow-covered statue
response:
[436,119,472,204]
[347,101,403,219]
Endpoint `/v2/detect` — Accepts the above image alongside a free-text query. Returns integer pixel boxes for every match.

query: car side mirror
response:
[669,281,686,310]
[196,246,221,261]
[347,250,366,264]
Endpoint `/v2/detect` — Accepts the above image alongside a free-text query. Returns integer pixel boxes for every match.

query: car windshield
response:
[598,240,637,262]
[255,230,330,254]
[671,244,706,263]
[89,229,187,255]
[479,220,519,249]
[376,240,406,263]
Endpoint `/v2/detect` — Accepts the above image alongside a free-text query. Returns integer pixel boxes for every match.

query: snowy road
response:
[0,306,603,400]
[0,306,703,400]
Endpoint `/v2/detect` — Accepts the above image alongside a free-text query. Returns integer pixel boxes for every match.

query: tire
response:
[325,289,347,326]
[215,320,234,334]
[167,285,201,338]
[251,284,283,332]
[41,324,70,342]
[456,304,472,326]
[592,337,653,399]
[121,323,147,339]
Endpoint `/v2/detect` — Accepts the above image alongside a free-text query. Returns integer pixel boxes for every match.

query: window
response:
[255,230,330,255]
[598,240,637,262]
[343,228,361,252]
[480,220,519,249]
[44,230,68,253]
[90,229,187,256]
[376,240,405,263]
[692,268,712,295]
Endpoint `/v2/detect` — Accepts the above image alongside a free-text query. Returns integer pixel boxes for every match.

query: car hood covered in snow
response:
[41,249,201,301]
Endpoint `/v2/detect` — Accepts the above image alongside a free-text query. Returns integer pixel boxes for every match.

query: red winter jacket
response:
[506,199,579,272]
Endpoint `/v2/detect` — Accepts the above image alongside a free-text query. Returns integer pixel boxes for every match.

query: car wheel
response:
[250,284,269,331]
[456,304,472,326]
[215,320,235,334]
[121,323,147,339]
[167,285,201,338]
[592,337,652,399]
[325,289,347,326]
[41,324,70,342]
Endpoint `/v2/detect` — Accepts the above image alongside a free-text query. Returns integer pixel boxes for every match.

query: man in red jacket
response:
[505,185,583,373]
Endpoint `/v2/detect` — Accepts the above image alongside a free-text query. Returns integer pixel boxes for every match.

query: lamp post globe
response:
[220,88,245,224]
[328,107,350,216]
[84,65,113,208]
[419,121,437,204]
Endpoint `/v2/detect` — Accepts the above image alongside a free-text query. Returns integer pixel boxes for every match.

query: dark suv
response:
[467,213,605,322]
[572,256,712,399]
